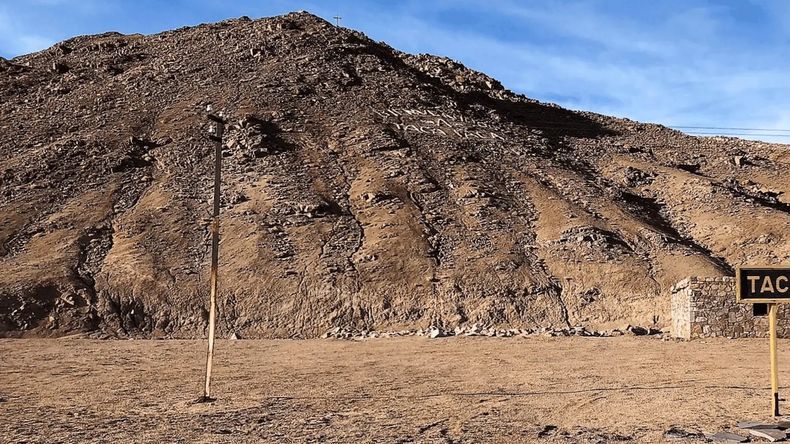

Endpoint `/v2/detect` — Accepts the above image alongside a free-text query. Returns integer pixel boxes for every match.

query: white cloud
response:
[12,34,55,54]
[350,1,790,143]
[0,0,117,57]
[0,8,54,57]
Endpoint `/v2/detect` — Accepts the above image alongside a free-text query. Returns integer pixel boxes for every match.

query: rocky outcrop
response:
[0,12,787,338]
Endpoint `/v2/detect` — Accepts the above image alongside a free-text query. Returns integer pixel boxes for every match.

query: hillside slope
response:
[0,12,787,338]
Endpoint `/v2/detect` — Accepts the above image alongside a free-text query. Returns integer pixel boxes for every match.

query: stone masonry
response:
[671,276,790,339]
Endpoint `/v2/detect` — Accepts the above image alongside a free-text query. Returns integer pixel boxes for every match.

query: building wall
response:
[671,277,790,339]
[671,280,692,339]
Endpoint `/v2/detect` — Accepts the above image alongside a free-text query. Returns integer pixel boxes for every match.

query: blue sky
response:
[2,0,790,142]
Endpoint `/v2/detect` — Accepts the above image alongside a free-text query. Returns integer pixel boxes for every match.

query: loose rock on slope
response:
[0,12,787,338]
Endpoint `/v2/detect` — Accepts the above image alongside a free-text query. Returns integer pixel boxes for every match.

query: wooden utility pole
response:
[198,108,225,403]
[333,15,342,27]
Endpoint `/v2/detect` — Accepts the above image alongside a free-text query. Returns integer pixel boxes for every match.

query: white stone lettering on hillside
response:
[373,107,506,142]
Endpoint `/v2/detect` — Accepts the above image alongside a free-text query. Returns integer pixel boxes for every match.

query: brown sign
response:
[736,266,790,303]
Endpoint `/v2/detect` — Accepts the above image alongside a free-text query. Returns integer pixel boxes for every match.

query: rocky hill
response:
[0,12,787,338]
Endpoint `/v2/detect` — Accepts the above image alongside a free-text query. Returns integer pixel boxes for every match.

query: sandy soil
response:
[0,336,787,443]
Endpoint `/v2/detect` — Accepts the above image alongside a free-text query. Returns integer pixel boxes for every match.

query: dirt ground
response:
[0,336,787,443]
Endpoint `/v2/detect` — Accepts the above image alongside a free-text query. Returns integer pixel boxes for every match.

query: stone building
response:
[671,276,790,339]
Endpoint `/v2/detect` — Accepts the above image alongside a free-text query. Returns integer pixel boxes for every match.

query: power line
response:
[683,131,790,138]
[672,126,790,133]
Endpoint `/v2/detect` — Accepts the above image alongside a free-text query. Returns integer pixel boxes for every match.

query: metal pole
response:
[770,303,780,416]
[200,112,224,402]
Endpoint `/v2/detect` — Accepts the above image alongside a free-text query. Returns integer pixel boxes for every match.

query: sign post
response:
[770,303,780,416]
[736,266,790,417]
